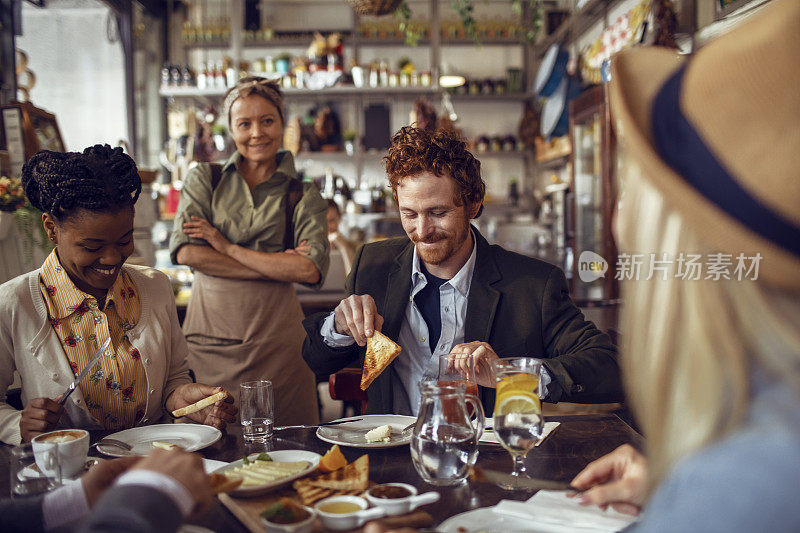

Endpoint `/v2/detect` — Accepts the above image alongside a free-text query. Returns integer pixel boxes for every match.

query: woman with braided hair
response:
[0,145,236,444]
[169,77,328,426]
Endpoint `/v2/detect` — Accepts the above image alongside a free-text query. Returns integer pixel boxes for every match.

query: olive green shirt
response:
[169,150,329,288]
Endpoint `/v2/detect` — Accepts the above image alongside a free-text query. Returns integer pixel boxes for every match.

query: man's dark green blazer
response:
[302,227,623,414]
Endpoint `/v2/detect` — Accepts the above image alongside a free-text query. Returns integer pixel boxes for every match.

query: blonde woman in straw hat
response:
[569,0,800,530]
[169,77,328,425]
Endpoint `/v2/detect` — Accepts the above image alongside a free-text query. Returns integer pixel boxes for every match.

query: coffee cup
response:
[32,429,89,478]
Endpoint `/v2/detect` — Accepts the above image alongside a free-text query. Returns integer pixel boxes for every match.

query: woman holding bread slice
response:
[0,145,236,445]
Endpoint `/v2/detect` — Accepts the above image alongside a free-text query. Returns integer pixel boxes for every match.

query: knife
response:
[275,418,365,430]
[58,337,111,405]
[469,466,579,492]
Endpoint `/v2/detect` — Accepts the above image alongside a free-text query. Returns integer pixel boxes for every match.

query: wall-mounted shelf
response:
[536,154,571,169]
[450,93,531,102]
[160,86,534,102]
[181,37,529,51]
[475,150,532,160]
[160,86,440,100]
[295,151,384,163]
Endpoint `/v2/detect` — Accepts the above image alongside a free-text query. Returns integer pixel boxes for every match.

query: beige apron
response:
[183,272,319,426]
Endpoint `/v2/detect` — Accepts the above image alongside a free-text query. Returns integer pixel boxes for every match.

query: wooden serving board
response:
[218,490,434,533]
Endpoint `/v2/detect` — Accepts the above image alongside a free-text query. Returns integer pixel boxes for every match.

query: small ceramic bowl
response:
[364,483,441,516]
[315,495,385,531]
[261,504,316,533]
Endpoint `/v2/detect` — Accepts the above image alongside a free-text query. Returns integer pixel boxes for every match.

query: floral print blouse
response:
[39,250,147,430]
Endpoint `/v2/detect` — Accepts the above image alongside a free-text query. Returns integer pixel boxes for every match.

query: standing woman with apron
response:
[169,78,329,425]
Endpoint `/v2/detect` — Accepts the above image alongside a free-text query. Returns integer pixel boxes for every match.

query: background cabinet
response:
[569,84,618,300]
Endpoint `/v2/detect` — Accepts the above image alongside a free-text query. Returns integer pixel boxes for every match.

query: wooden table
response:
[1,415,642,531]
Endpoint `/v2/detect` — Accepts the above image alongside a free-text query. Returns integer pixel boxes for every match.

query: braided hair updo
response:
[21,144,141,222]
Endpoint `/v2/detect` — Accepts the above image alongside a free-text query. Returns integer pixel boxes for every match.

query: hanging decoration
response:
[580,0,652,85]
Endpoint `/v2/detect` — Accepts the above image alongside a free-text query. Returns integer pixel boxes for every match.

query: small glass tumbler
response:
[10,442,61,498]
[240,380,274,442]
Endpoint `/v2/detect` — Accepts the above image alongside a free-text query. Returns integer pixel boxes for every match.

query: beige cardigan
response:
[0,264,192,445]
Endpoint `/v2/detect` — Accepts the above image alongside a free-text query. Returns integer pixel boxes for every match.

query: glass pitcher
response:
[410,381,485,486]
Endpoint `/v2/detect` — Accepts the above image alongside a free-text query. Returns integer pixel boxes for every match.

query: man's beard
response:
[412,223,470,265]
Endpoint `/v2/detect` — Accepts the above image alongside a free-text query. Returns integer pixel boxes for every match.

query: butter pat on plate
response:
[365,424,392,443]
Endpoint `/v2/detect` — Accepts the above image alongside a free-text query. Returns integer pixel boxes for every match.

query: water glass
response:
[491,358,544,486]
[240,380,274,442]
[437,353,478,397]
[10,442,62,498]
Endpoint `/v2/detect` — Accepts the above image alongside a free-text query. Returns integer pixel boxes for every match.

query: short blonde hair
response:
[617,154,800,493]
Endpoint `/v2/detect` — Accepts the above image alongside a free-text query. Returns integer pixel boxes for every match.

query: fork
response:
[401,421,417,437]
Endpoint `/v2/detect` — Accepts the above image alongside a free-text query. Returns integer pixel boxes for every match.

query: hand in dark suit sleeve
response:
[0,495,45,533]
[539,268,623,403]
[76,485,183,533]
[302,244,365,377]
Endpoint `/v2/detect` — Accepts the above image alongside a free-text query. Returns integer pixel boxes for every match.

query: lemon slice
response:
[495,392,541,416]
[497,376,539,398]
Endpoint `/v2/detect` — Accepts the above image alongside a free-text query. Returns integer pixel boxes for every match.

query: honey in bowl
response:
[318,501,363,514]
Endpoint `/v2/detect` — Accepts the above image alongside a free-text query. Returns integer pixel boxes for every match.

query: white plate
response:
[212,449,321,497]
[202,458,228,474]
[316,415,416,449]
[97,424,222,457]
[439,507,554,533]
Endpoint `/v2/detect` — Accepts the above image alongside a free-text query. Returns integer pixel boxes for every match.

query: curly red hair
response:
[384,126,485,217]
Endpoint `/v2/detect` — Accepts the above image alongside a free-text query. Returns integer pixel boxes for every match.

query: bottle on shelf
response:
[170,64,182,87]
[180,64,194,87]
[214,61,226,89]
[197,62,208,90]
[161,63,171,89]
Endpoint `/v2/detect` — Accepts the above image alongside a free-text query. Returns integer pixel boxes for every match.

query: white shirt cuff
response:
[43,481,90,531]
[540,368,552,398]
[321,311,355,348]
[115,469,194,517]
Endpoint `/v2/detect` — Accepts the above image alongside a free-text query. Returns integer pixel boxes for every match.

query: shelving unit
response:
[163,0,537,197]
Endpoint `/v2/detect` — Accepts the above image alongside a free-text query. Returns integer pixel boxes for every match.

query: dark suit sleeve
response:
[0,496,45,533]
[539,268,623,403]
[301,244,364,377]
[76,485,183,533]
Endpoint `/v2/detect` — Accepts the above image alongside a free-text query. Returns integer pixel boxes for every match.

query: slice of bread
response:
[360,331,402,390]
[171,390,228,418]
[292,482,365,506]
[209,473,243,494]
[305,454,369,491]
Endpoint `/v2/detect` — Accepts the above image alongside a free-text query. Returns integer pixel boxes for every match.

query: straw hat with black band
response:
[609,0,800,290]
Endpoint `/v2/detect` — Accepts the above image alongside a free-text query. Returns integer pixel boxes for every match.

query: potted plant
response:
[343,129,358,156]
[0,175,53,257]
[0,175,26,240]
[393,0,544,46]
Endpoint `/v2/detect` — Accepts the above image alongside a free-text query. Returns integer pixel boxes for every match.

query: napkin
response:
[479,421,560,445]
[493,491,637,532]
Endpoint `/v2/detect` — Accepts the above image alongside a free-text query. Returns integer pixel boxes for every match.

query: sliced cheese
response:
[225,460,310,487]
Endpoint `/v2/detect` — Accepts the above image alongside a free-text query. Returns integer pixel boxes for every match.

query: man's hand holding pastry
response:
[334,294,385,346]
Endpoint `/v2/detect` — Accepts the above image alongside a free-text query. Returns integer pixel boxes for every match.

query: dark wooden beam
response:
[0,0,17,106]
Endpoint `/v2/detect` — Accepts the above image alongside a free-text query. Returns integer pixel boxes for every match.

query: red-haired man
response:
[302,127,622,415]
